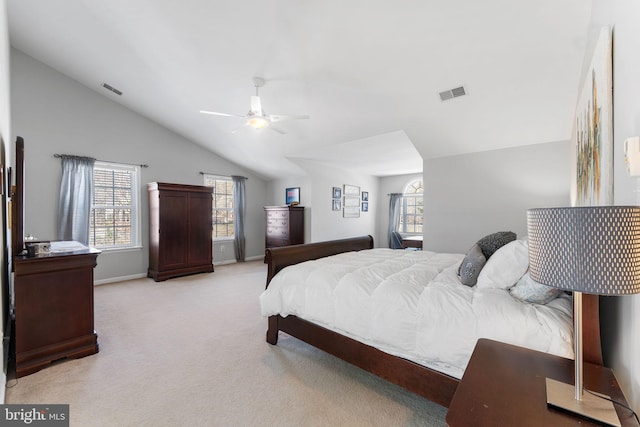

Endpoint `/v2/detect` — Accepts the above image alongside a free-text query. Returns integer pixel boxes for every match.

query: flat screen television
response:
[285,187,300,205]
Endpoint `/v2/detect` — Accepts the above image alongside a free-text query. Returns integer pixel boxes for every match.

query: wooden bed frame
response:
[264,235,603,408]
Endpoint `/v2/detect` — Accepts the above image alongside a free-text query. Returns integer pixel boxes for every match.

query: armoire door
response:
[158,191,189,270]
[187,192,213,267]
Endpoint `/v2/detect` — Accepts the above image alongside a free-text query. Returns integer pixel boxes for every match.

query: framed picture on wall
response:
[362,201,368,212]
[344,196,360,207]
[332,199,341,211]
[344,184,359,196]
[332,187,342,199]
[343,206,360,218]
[362,191,368,201]
[575,27,613,206]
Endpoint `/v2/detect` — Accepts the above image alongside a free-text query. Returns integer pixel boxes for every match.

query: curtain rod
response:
[54,153,149,168]
[199,171,248,180]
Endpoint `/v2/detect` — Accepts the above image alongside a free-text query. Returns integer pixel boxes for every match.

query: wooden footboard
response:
[264,235,603,408]
[267,314,459,407]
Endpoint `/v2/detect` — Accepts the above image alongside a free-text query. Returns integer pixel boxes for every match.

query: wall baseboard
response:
[0,370,6,403]
[95,256,265,285]
[215,255,263,265]
[94,273,147,286]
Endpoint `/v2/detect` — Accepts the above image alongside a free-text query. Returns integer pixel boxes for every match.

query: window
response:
[203,175,234,239]
[90,162,140,249]
[399,179,423,234]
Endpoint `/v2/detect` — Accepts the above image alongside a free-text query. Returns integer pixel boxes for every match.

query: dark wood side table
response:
[446,339,639,427]
[401,235,423,249]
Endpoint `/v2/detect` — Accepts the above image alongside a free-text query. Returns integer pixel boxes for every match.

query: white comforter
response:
[260,248,573,379]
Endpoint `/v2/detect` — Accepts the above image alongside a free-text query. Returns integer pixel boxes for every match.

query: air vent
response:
[101,83,123,96]
[439,86,466,101]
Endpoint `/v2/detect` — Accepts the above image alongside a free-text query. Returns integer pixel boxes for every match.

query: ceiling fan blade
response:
[231,125,247,134]
[250,96,263,115]
[200,110,245,118]
[268,114,310,123]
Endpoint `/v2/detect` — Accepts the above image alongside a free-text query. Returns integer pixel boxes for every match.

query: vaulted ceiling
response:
[7,1,592,179]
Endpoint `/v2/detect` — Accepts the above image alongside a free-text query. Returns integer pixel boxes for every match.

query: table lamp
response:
[527,206,640,427]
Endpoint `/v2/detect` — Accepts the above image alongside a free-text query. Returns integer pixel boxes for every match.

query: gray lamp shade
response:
[527,206,640,295]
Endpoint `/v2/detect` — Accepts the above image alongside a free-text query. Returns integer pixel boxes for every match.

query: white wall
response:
[588,0,640,412]
[268,160,379,245]
[0,0,10,403]
[423,140,570,253]
[10,48,269,283]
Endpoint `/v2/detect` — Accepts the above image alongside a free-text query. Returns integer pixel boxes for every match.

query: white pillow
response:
[475,239,529,290]
[510,272,563,304]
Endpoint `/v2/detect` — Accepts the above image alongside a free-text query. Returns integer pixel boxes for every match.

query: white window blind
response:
[203,174,234,239]
[90,161,140,249]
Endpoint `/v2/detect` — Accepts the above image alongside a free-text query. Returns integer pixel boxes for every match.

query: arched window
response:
[399,179,423,234]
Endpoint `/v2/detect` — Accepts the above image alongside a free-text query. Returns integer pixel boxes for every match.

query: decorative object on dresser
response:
[527,206,640,427]
[264,205,304,250]
[147,182,214,281]
[285,187,300,206]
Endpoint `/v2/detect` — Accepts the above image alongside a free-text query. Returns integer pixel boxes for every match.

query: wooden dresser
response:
[264,206,304,249]
[147,182,214,281]
[13,247,101,377]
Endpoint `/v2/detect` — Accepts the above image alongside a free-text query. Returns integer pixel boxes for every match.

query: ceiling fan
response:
[200,77,309,134]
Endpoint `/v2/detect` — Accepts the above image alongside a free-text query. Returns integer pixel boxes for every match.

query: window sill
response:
[92,245,143,254]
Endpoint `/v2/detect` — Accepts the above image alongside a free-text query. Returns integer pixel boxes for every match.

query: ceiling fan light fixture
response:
[247,116,269,129]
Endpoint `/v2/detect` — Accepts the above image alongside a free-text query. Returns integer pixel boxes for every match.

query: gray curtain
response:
[388,193,402,249]
[57,155,95,245]
[232,175,247,261]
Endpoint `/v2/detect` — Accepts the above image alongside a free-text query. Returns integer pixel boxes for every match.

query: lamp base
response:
[546,378,621,427]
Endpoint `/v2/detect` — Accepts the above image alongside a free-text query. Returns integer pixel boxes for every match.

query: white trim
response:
[91,161,141,249]
[0,370,5,403]
[214,255,264,265]
[94,273,147,285]
[96,245,143,254]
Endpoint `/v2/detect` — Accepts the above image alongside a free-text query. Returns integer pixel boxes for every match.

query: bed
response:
[260,235,603,408]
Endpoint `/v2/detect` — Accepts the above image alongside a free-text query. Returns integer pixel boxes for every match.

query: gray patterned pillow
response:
[458,244,487,286]
[510,272,563,304]
[477,231,517,259]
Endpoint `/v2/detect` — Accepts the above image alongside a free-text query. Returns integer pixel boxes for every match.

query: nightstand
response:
[446,339,639,427]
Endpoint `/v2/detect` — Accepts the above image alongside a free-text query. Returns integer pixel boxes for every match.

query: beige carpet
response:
[5,261,447,426]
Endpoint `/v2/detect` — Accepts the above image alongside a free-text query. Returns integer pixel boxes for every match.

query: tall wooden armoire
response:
[148,182,214,281]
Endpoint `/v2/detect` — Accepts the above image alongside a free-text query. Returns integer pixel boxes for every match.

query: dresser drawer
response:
[266,210,289,219]
[267,226,289,238]
[266,218,289,227]
[266,237,289,248]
